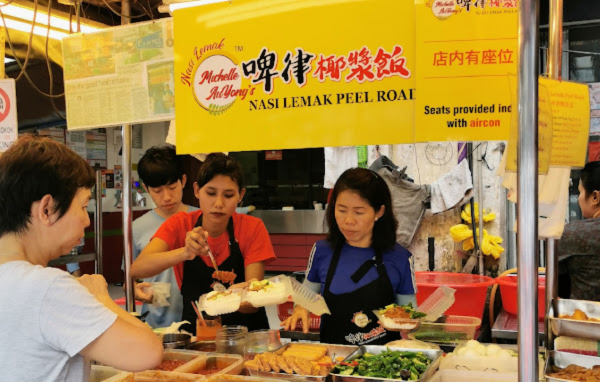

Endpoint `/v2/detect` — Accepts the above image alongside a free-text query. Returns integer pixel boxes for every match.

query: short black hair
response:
[138,146,185,188]
[197,153,244,191]
[581,161,600,196]
[325,168,398,254]
[0,135,95,236]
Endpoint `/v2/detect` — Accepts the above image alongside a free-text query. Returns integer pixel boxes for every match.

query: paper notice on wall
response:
[86,130,107,168]
[62,18,175,130]
[0,79,17,152]
[66,130,87,158]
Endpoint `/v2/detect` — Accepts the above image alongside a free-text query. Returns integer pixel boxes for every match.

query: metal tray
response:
[248,343,358,381]
[549,299,600,341]
[545,350,600,382]
[330,346,442,382]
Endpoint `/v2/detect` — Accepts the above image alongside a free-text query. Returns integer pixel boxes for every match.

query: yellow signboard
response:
[174,0,416,154]
[506,75,554,174]
[414,0,518,142]
[545,78,590,168]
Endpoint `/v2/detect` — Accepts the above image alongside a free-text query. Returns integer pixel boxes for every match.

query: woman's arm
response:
[237,261,266,314]
[131,238,187,279]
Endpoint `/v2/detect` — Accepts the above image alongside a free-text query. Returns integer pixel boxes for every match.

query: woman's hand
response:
[134,282,154,304]
[228,278,257,290]
[238,301,259,314]
[183,227,210,260]
[281,305,310,334]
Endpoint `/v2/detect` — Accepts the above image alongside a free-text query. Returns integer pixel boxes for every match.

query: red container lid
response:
[416,272,496,288]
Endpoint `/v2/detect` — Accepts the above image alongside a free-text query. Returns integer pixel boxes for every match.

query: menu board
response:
[62,18,174,130]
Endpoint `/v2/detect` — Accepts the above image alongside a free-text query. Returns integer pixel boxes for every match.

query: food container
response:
[330,346,442,382]
[153,350,205,372]
[126,370,205,381]
[428,369,517,382]
[163,334,193,350]
[215,326,248,355]
[545,350,600,382]
[416,272,495,322]
[244,329,282,361]
[288,276,331,315]
[555,336,600,357]
[198,289,244,316]
[549,298,600,341]
[177,353,244,376]
[407,316,481,344]
[372,309,421,333]
[89,365,128,382]
[204,375,293,382]
[197,316,223,341]
[278,301,321,331]
[245,275,291,308]
[187,341,217,353]
[248,343,358,381]
[417,285,456,323]
[496,275,546,320]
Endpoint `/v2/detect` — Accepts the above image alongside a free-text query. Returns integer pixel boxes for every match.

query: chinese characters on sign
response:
[455,0,518,11]
[241,45,411,94]
[432,49,514,66]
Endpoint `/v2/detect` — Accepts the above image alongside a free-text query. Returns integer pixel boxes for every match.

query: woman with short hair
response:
[0,136,162,381]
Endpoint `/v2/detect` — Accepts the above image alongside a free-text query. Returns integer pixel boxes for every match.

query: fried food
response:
[266,352,280,373]
[560,309,600,323]
[276,355,294,374]
[548,363,600,381]
[246,344,333,377]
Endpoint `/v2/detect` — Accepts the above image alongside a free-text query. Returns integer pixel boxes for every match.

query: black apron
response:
[180,214,269,334]
[320,245,400,345]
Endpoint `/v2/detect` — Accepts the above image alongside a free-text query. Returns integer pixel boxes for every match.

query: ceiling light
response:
[160,0,228,14]
[0,0,106,40]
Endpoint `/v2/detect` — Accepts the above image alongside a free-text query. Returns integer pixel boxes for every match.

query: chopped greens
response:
[332,349,432,380]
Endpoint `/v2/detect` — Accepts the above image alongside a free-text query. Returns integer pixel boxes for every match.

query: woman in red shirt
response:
[131,153,275,333]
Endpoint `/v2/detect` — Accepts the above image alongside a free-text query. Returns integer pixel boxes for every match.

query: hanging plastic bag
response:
[143,282,171,308]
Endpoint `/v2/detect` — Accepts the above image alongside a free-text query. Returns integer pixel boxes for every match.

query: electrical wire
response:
[0,7,64,98]
[101,0,149,18]
[6,0,38,82]
[0,0,18,8]
[146,0,154,19]
[45,0,66,119]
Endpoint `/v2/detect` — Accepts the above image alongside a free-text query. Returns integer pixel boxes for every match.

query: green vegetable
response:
[332,349,432,380]
[414,331,468,342]
[379,303,427,320]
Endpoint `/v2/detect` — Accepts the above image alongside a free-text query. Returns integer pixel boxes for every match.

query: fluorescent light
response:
[2,15,68,40]
[165,0,228,14]
[4,57,15,64]
[0,0,106,40]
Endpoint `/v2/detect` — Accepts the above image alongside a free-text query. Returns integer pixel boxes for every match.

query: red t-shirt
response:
[152,210,276,288]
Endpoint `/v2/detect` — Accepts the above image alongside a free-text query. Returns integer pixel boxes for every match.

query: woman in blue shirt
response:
[282,168,417,346]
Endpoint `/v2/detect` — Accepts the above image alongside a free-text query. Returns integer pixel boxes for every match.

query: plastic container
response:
[496,275,546,319]
[127,371,204,381]
[245,275,291,308]
[416,272,495,322]
[428,369,518,382]
[198,289,244,316]
[156,349,204,372]
[373,309,421,332]
[277,301,321,330]
[288,276,330,315]
[89,365,126,382]
[417,285,456,322]
[204,375,291,382]
[215,326,248,355]
[177,353,243,376]
[407,315,481,344]
[243,329,282,361]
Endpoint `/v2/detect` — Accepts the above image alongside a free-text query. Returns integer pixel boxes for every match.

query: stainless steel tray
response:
[330,346,442,382]
[549,299,600,341]
[545,350,600,382]
[248,343,358,381]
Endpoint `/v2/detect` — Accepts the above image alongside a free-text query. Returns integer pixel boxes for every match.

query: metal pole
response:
[121,0,135,313]
[94,167,103,275]
[545,0,563,353]
[518,0,540,380]
[477,143,485,276]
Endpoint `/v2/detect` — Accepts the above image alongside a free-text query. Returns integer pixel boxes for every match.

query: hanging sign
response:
[0,79,17,152]
[174,0,416,154]
[414,0,518,142]
[544,78,590,168]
